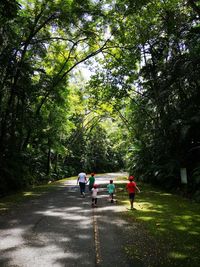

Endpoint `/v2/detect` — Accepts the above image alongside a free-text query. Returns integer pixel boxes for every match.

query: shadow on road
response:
[0,173,143,267]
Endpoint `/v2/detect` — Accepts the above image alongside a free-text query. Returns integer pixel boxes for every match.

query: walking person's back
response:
[77,172,87,197]
[107,180,115,203]
[88,173,95,192]
[126,176,140,209]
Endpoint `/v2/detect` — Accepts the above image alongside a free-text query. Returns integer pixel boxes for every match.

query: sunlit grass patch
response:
[115,176,128,181]
[117,182,200,267]
[169,252,188,259]
[56,176,77,182]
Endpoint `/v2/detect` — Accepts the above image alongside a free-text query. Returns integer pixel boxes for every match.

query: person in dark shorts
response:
[77,172,87,197]
[88,173,95,192]
[126,176,140,209]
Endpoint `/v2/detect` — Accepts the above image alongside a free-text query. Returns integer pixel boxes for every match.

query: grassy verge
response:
[117,182,200,267]
[0,177,75,214]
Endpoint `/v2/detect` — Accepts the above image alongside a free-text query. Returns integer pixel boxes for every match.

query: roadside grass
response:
[117,182,200,267]
[94,173,128,181]
[115,175,128,181]
[0,176,75,214]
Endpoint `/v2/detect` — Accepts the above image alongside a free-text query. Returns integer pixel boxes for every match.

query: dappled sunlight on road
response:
[0,189,94,266]
[0,173,134,267]
[0,228,24,250]
[10,245,82,266]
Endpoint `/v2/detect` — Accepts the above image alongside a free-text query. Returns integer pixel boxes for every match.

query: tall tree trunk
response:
[46,140,51,176]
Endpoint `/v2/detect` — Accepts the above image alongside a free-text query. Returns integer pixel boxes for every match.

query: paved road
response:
[0,173,143,267]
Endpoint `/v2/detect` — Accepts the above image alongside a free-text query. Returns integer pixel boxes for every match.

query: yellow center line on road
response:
[93,209,101,265]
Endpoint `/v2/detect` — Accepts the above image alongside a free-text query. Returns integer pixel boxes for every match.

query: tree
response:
[86,0,200,193]
[0,0,118,193]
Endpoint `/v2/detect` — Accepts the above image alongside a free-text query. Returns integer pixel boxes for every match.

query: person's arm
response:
[136,185,140,193]
[77,175,79,185]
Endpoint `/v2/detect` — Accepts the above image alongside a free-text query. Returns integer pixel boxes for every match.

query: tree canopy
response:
[0,0,200,198]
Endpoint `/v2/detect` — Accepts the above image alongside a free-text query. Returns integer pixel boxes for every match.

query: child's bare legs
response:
[130,199,134,209]
[92,198,97,207]
[110,193,114,203]
[129,193,135,209]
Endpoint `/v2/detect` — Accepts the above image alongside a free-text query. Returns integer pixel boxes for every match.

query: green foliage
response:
[86,0,200,194]
[0,0,123,194]
[1,0,200,195]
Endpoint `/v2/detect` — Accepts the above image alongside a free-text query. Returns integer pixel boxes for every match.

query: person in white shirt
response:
[77,172,87,197]
[91,184,98,207]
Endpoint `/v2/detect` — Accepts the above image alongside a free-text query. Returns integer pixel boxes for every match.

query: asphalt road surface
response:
[0,173,143,267]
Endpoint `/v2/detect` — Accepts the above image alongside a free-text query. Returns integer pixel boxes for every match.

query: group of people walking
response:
[77,172,140,209]
[77,172,115,207]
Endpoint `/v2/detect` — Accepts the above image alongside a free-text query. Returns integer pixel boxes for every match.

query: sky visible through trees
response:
[0,0,200,199]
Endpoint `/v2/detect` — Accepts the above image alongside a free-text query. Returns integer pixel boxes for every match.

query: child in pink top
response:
[91,184,98,207]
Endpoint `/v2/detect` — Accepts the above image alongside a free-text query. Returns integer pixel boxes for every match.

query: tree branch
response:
[188,0,200,16]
